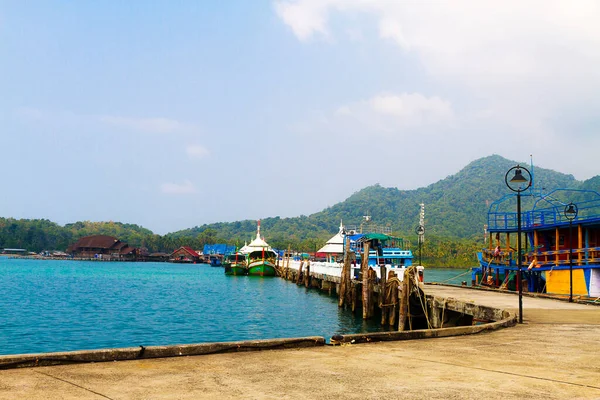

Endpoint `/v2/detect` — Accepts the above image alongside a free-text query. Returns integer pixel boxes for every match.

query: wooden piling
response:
[351,283,358,313]
[368,267,375,318]
[338,240,351,308]
[380,265,387,325]
[296,261,304,285]
[285,245,291,280]
[361,241,371,320]
[398,269,409,331]
[389,271,399,327]
[304,261,311,288]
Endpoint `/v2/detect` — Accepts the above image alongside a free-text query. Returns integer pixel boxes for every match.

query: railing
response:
[488,195,600,231]
[482,246,600,267]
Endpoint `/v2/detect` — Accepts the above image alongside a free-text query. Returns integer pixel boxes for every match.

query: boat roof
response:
[240,221,273,253]
[317,221,345,254]
[487,188,600,232]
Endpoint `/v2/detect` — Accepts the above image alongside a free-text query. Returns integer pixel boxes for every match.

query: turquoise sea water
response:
[0,258,471,356]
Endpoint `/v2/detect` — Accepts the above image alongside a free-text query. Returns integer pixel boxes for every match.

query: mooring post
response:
[361,241,371,320]
[338,240,351,308]
[368,267,375,318]
[351,282,358,313]
[296,261,304,285]
[285,245,291,280]
[304,260,311,288]
[398,269,409,331]
[389,271,398,327]
[380,265,387,325]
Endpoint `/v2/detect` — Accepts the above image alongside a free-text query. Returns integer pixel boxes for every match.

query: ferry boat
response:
[280,220,421,280]
[349,232,416,280]
[223,253,247,276]
[473,187,600,298]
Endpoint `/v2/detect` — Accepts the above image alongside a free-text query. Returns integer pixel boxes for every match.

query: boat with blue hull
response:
[473,187,600,298]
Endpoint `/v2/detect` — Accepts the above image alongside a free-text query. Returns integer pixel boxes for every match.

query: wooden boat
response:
[209,255,222,267]
[247,249,277,277]
[223,253,247,276]
[473,187,600,298]
[240,220,277,277]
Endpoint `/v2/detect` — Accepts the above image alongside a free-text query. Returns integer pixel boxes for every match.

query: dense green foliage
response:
[1,155,596,266]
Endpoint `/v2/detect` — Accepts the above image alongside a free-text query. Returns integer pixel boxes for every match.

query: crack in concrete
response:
[33,370,115,400]
[405,356,600,390]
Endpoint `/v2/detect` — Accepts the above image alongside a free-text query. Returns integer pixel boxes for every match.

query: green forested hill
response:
[172,155,580,243]
[1,155,595,266]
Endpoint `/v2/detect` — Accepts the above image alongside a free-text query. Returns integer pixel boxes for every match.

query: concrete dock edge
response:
[0,336,326,370]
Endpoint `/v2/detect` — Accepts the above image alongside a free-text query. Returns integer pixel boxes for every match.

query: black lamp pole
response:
[505,165,531,324]
[415,225,424,266]
[564,203,578,302]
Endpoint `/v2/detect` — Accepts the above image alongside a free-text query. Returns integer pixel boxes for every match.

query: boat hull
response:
[473,254,600,297]
[224,265,247,276]
[247,261,276,277]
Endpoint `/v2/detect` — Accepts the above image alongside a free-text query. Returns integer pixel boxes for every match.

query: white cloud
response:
[160,180,197,195]
[275,1,600,91]
[100,116,186,134]
[369,93,453,121]
[186,144,210,159]
[274,0,330,41]
[275,0,600,180]
[332,92,454,133]
[15,108,192,135]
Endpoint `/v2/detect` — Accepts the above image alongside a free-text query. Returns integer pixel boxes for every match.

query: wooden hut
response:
[169,246,201,263]
[67,235,134,260]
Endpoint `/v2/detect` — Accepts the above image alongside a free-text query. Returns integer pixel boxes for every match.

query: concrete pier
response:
[1,285,599,399]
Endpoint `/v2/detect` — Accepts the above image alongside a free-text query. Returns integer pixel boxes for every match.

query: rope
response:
[499,271,513,290]
[440,298,446,328]
[416,284,432,329]
[437,269,471,284]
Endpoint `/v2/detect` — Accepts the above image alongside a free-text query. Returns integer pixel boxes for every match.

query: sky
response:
[1,1,600,234]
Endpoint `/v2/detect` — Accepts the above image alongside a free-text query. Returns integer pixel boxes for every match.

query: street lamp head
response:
[510,168,528,184]
[564,202,578,221]
[505,165,532,193]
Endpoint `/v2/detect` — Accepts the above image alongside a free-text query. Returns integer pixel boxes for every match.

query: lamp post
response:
[505,165,531,324]
[415,225,424,266]
[564,202,578,302]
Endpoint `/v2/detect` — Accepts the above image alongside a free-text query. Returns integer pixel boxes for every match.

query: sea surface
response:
[0,258,471,356]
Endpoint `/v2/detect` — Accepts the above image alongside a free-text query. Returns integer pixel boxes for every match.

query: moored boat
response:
[247,249,277,276]
[281,219,420,280]
[349,232,416,280]
[209,255,223,267]
[241,220,278,277]
[223,253,247,276]
[473,186,600,298]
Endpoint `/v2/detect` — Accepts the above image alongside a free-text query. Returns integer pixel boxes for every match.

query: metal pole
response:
[517,191,523,324]
[569,219,573,302]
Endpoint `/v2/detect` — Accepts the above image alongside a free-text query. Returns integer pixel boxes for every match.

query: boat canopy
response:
[225,253,244,262]
[317,221,346,254]
[487,188,600,232]
[247,249,276,258]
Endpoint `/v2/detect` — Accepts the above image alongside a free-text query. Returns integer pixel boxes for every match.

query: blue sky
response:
[2,1,600,234]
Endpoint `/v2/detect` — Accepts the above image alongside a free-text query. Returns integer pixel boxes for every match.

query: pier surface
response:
[2,285,599,400]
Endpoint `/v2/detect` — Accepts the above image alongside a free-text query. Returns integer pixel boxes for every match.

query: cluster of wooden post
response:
[278,239,420,331]
[335,239,418,331]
